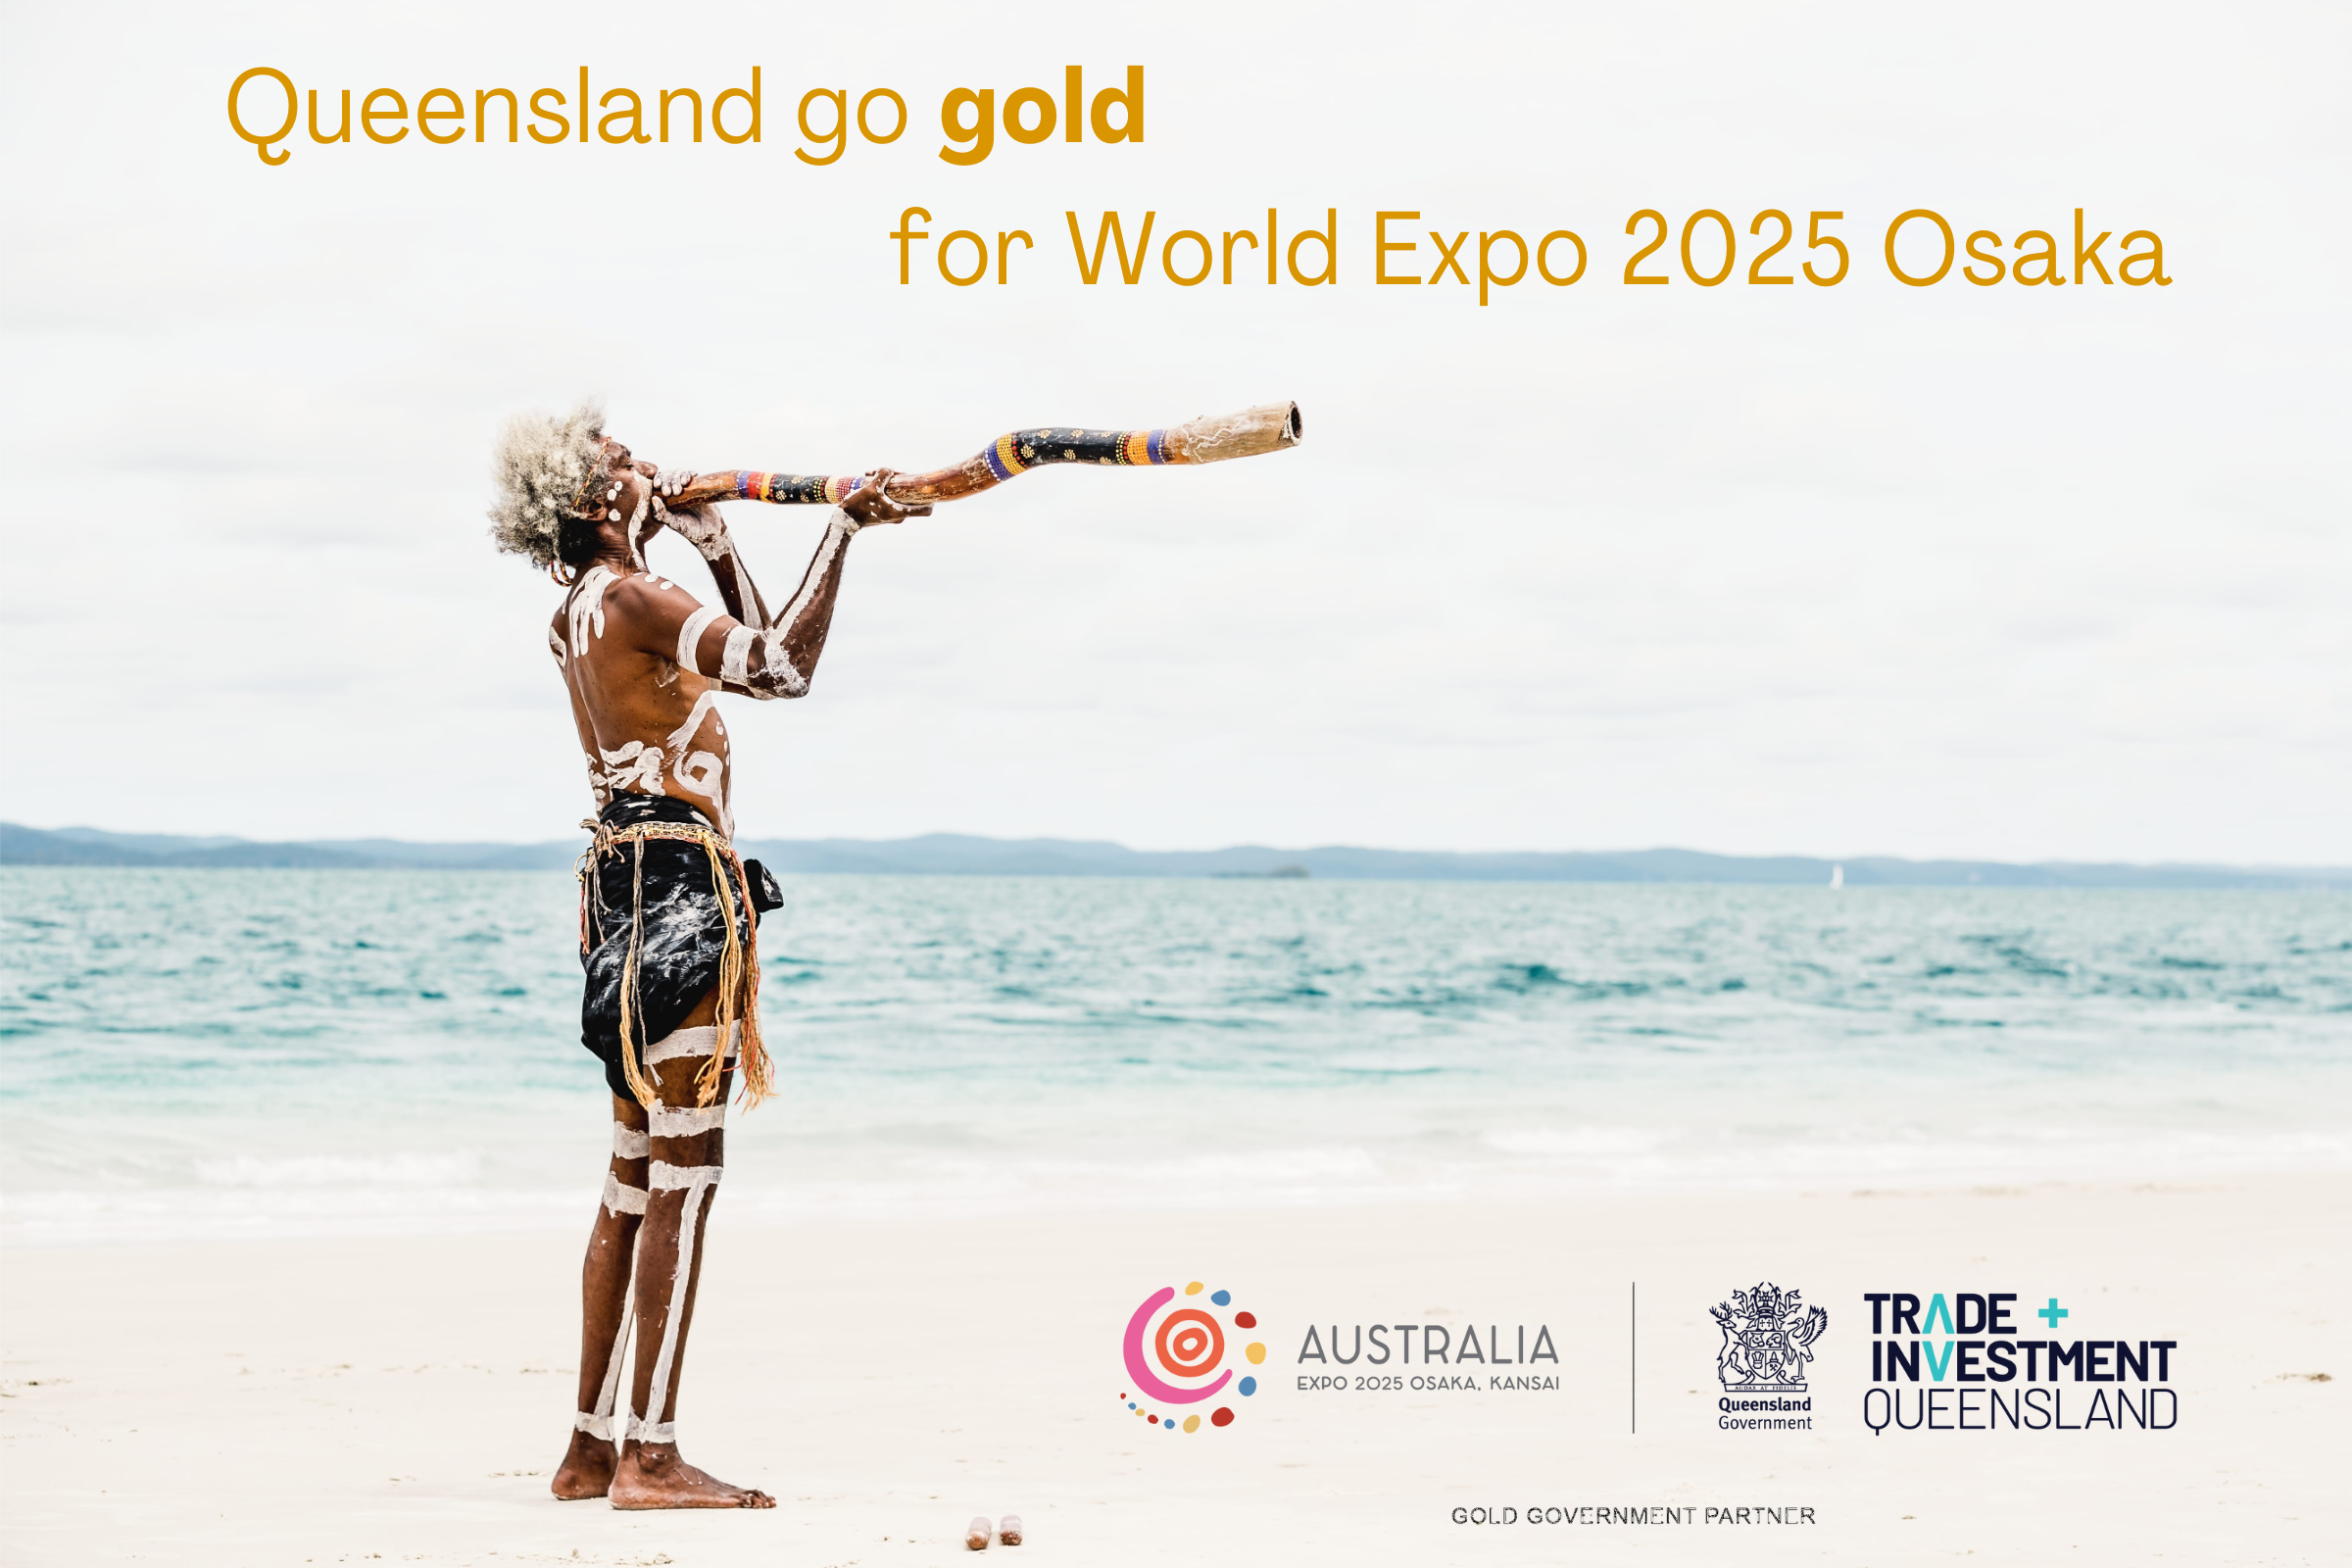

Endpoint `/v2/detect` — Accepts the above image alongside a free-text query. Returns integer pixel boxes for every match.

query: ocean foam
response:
[5,869,2349,1245]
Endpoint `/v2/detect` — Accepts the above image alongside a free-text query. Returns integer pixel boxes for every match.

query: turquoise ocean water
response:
[3,869,2348,1245]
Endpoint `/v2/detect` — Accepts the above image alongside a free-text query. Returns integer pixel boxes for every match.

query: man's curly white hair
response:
[488,399,609,568]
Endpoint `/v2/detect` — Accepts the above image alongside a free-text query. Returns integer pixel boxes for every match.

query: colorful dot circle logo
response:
[1117,1280,1264,1435]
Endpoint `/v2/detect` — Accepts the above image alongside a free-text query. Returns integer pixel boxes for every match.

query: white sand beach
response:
[4,1176,2342,1567]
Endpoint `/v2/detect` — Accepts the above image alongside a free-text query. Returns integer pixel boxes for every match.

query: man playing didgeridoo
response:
[489,402,926,1508]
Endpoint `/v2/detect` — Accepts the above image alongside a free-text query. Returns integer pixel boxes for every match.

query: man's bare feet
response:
[609,1444,775,1509]
[965,1514,993,1549]
[551,1431,616,1500]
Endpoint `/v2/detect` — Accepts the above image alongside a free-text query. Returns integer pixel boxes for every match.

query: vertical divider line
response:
[1631,1281,1638,1435]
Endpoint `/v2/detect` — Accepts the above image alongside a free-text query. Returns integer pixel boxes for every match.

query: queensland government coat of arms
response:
[1709,1282,1829,1393]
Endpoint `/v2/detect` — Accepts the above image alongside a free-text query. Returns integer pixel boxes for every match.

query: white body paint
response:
[646,1022,739,1064]
[675,603,722,671]
[607,1122,653,1214]
[659,689,733,838]
[671,751,727,836]
[601,1172,650,1216]
[562,502,863,836]
[649,1160,725,1192]
[734,511,852,701]
[636,1160,725,1444]
[562,491,841,1457]
[562,564,750,830]
[583,1286,635,1443]
[591,740,667,804]
[583,1131,731,1444]
[622,489,653,567]
[724,625,808,699]
[582,1120,652,1438]
[566,565,617,651]
[781,513,859,631]
[703,511,859,704]
[662,690,719,766]
[649,1102,728,1137]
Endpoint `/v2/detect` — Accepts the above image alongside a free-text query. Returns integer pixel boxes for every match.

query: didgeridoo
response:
[670,401,1301,511]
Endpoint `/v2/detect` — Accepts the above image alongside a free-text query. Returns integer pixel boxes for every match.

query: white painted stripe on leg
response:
[648,1102,727,1137]
[638,1165,714,1444]
[649,1161,725,1192]
[602,1173,650,1215]
[574,1411,615,1441]
[626,1418,677,1444]
[644,1024,714,1064]
[612,1122,650,1158]
[599,1217,645,1441]
[597,1330,630,1428]
[644,1022,740,1065]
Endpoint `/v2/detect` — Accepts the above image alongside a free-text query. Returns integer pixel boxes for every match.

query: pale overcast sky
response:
[3,0,2345,861]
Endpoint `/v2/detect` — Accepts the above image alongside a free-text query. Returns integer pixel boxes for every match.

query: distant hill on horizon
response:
[4,822,2346,890]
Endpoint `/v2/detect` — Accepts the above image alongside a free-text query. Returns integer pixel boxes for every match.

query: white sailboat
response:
[1830,863,1844,889]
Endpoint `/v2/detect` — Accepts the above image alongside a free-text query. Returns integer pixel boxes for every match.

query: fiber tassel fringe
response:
[578,819,773,1111]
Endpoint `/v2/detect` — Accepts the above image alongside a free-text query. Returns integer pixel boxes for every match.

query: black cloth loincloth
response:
[579,794,783,1102]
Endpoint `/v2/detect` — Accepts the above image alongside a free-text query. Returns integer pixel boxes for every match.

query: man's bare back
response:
[555,564,742,834]
[548,440,922,837]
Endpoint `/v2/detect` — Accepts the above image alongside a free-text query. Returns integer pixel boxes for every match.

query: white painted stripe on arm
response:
[675,604,722,672]
[779,511,855,630]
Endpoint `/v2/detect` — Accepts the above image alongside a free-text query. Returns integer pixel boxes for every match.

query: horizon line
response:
[4,821,2347,882]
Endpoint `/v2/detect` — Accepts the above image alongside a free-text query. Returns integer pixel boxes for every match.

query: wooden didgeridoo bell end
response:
[1160,402,1304,465]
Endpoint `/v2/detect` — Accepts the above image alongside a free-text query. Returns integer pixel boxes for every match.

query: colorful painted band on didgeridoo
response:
[981,424,1169,481]
[674,401,1301,512]
[730,471,858,506]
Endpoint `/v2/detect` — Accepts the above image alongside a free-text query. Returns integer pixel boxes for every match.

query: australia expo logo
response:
[1115,1280,1265,1435]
